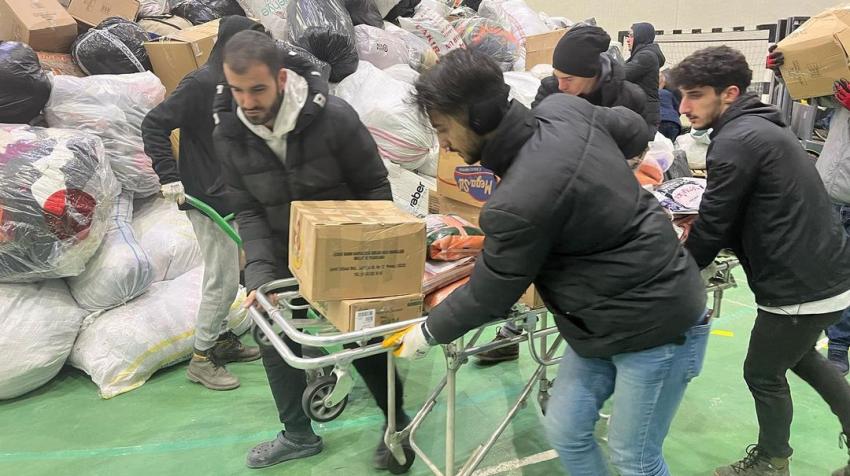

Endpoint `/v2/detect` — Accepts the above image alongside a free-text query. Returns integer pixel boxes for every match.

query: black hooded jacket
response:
[141,16,263,215]
[625,23,665,131]
[426,94,706,358]
[686,94,850,306]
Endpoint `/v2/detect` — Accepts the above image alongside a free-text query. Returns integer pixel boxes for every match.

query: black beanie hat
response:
[552,26,611,78]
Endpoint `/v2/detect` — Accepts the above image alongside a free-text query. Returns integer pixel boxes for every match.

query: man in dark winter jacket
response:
[213,31,413,472]
[386,49,709,475]
[625,22,665,135]
[141,16,263,392]
[531,25,651,131]
[671,46,850,476]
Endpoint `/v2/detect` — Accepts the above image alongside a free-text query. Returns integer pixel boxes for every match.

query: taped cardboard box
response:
[289,201,426,302]
[778,7,850,100]
[309,293,424,333]
[436,149,498,208]
[144,19,220,95]
[525,29,567,70]
[67,0,140,27]
[0,0,77,53]
[435,193,482,227]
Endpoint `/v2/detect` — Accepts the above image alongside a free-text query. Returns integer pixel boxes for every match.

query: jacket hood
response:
[480,101,536,176]
[712,93,785,137]
[207,16,265,77]
[631,22,655,46]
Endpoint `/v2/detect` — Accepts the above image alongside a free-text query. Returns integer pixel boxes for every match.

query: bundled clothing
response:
[624,22,665,134]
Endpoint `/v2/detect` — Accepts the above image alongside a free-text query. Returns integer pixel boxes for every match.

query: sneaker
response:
[474,331,520,364]
[374,426,414,472]
[186,351,240,391]
[828,347,849,376]
[246,431,323,469]
[212,331,261,364]
[714,446,790,476]
[834,433,850,476]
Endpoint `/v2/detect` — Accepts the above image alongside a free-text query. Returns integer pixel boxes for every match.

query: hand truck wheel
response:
[387,445,416,474]
[301,346,333,382]
[302,375,348,423]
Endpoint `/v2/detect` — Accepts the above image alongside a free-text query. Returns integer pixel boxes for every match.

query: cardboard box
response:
[436,149,498,208]
[435,194,483,227]
[525,29,568,71]
[289,201,426,302]
[170,129,180,160]
[0,0,78,53]
[519,285,546,310]
[778,7,850,100]
[144,19,221,95]
[385,160,436,218]
[36,51,85,76]
[67,0,140,27]
[310,293,424,333]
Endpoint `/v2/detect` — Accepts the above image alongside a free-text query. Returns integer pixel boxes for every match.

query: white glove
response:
[161,181,186,205]
[383,323,433,360]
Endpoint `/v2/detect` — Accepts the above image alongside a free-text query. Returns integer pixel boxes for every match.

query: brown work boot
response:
[714,446,789,476]
[186,350,240,391]
[474,330,519,364]
[212,331,261,364]
[834,433,850,476]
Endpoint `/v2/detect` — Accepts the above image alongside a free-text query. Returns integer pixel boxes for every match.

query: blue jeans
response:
[831,204,850,350]
[545,319,711,476]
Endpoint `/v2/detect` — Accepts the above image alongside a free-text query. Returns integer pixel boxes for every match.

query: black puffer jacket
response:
[426,95,706,358]
[625,42,666,131]
[213,69,391,291]
[532,53,651,138]
[686,94,850,307]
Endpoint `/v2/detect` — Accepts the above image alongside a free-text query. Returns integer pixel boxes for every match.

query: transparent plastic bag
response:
[0,124,120,282]
[236,0,290,39]
[44,72,166,197]
[384,21,433,70]
[398,4,464,56]
[287,0,358,82]
[71,18,152,76]
[644,132,675,173]
[170,0,246,25]
[454,17,519,71]
[503,71,541,108]
[139,0,173,17]
[478,0,548,44]
[0,42,52,125]
[355,24,411,69]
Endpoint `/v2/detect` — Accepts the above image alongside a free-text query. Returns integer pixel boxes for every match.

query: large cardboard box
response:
[436,149,498,208]
[67,0,140,27]
[309,293,424,333]
[525,29,568,70]
[0,0,77,53]
[778,7,850,100]
[144,19,221,95]
[435,194,483,227]
[289,201,426,302]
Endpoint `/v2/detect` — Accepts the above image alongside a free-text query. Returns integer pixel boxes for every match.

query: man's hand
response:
[383,324,433,360]
[767,44,784,77]
[244,290,279,309]
[835,80,850,111]
[161,181,186,205]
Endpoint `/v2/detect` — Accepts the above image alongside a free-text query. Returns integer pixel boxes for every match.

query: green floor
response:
[2,270,848,476]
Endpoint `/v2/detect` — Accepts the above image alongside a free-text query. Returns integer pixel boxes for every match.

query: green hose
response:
[185,194,243,247]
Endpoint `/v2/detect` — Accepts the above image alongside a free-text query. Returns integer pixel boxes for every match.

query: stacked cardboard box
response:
[0,0,78,52]
[144,19,221,95]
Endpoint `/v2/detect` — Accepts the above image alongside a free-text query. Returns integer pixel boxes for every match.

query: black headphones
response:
[468,85,511,136]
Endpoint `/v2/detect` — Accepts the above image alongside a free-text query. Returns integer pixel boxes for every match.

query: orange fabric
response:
[635,161,663,186]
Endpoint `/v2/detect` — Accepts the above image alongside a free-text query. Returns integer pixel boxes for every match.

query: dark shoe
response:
[474,331,519,364]
[246,432,323,469]
[714,446,790,476]
[212,331,261,364]
[374,426,414,472]
[829,347,849,376]
[834,433,850,476]
[186,351,240,391]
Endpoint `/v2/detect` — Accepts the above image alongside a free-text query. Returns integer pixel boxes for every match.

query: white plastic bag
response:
[384,21,434,71]
[66,191,155,311]
[384,63,420,84]
[398,5,465,56]
[139,0,173,16]
[385,160,435,217]
[355,24,410,69]
[44,72,166,198]
[335,62,440,170]
[0,280,88,399]
[418,0,453,17]
[528,63,554,80]
[236,0,289,39]
[676,129,711,170]
[644,132,675,173]
[504,71,541,108]
[132,196,202,282]
[479,0,549,44]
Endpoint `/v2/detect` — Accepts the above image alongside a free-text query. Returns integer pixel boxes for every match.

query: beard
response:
[244,93,284,126]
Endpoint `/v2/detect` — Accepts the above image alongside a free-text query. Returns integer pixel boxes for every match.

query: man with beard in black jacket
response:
[671,46,850,476]
[213,31,413,472]
[141,16,264,391]
[625,22,665,135]
[386,49,709,475]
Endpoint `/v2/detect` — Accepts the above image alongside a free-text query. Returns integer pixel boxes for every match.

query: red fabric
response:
[43,189,96,240]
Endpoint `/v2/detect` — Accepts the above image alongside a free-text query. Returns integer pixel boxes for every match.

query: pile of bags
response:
[0,42,52,124]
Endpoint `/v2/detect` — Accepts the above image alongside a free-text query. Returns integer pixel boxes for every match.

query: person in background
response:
[141,16,264,391]
[625,22,665,136]
[213,31,413,472]
[387,48,709,476]
[672,45,850,476]
[768,45,850,377]
[658,69,682,142]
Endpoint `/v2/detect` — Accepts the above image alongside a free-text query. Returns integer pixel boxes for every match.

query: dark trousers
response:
[744,310,850,458]
[829,204,850,350]
[658,121,681,143]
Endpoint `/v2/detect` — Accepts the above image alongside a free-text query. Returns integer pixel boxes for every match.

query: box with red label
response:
[436,149,498,208]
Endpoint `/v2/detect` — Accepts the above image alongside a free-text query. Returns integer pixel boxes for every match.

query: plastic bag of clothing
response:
[426,214,484,261]
[644,133,675,173]
[132,196,202,282]
[399,4,464,56]
[137,15,194,37]
[44,72,165,198]
[652,177,707,215]
[0,42,52,125]
[335,61,439,170]
[237,0,290,39]
[384,21,434,70]
[503,71,541,108]
[276,40,332,82]
[384,62,419,84]
[478,0,548,44]
[66,192,155,311]
[71,18,152,76]
[171,0,246,25]
[346,0,384,27]
[676,128,711,170]
[0,280,89,399]
[419,0,453,17]
[0,125,119,282]
[139,0,173,16]
[355,24,410,69]
[454,17,519,71]
[287,0,358,83]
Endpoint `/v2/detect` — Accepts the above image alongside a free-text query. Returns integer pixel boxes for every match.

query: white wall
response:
[527,0,840,36]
